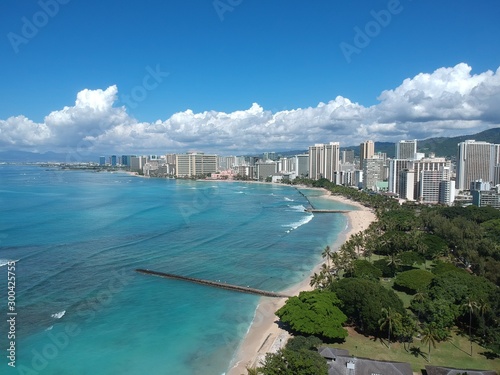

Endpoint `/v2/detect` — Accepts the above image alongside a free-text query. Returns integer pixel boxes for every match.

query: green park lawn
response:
[329,327,500,373]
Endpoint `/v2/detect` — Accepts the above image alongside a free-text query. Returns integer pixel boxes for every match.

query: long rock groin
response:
[135,269,291,298]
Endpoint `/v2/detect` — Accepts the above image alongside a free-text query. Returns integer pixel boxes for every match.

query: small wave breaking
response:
[51,310,66,319]
[283,214,314,233]
[287,204,306,212]
[0,259,18,267]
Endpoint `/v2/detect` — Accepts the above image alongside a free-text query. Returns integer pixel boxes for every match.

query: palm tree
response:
[351,232,364,257]
[412,232,429,269]
[412,290,426,322]
[246,366,261,375]
[462,297,478,356]
[310,272,325,289]
[321,245,332,269]
[421,325,438,362]
[378,307,400,348]
[477,299,491,339]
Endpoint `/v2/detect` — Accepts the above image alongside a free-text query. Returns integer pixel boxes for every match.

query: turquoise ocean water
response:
[0,165,354,375]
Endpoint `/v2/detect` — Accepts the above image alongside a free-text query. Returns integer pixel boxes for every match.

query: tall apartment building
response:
[419,167,452,204]
[121,155,131,167]
[412,157,450,198]
[363,156,385,190]
[217,156,236,170]
[341,150,355,164]
[308,142,340,181]
[456,140,496,190]
[359,141,375,170]
[130,156,147,172]
[278,157,295,173]
[389,157,450,200]
[396,140,417,160]
[295,154,309,178]
[164,154,176,165]
[388,159,412,195]
[237,165,254,179]
[399,169,415,200]
[255,161,277,180]
[175,153,217,177]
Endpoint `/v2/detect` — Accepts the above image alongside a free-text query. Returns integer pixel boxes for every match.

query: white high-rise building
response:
[359,140,375,170]
[456,140,496,191]
[420,166,452,204]
[295,154,309,178]
[389,157,450,199]
[176,153,218,177]
[396,140,418,160]
[399,169,415,200]
[388,159,412,195]
[308,142,340,181]
[363,155,385,190]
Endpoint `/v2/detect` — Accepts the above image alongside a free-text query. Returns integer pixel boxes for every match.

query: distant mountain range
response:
[1,128,499,162]
[343,127,500,159]
[0,150,83,163]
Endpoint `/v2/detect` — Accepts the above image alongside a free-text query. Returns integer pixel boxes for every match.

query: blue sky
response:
[1,0,500,155]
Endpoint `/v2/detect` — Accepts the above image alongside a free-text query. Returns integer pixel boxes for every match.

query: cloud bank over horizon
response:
[1,63,500,157]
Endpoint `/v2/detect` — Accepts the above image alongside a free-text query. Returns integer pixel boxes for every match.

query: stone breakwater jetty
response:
[305,208,350,213]
[135,269,291,298]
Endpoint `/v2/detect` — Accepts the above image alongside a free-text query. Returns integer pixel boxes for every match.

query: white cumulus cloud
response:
[1,63,499,156]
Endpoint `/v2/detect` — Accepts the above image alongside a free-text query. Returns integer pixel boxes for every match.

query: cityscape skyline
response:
[1,1,500,156]
[87,136,500,208]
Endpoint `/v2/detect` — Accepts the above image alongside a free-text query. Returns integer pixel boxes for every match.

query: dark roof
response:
[425,365,497,375]
[326,355,412,375]
[319,347,413,375]
[318,347,349,359]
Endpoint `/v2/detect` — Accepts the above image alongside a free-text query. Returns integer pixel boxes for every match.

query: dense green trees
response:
[330,278,404,336]
[393,269,434,294]
[347,259,382,280]
[277,182,500,360]
[276,290,348,341]
[257,336,328,375]
[259,347,328,375]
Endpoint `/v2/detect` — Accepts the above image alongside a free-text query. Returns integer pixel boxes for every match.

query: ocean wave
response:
[235,191,244,194]
[284,197,294,202]
[0,259,18,267]
[287,204,306,212]
[45,326,53,331]
[51,310,66,319]
[282,214,314,231]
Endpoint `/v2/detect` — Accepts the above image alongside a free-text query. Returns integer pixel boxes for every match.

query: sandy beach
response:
[227,188,376,375]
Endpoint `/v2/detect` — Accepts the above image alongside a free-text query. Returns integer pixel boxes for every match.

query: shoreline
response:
[227,188,376,375]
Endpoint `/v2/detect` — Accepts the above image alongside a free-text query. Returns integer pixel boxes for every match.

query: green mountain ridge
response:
[343,127,500,158]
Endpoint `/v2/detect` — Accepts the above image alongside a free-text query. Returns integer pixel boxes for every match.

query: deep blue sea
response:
[0,165,353,375]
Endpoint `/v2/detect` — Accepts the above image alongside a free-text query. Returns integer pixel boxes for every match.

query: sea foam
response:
[287,204,306,212]
[51,311,66,319]
[283,214,314,232]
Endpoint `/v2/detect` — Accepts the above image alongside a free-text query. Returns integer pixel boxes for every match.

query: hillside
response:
[343,127,500,158]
